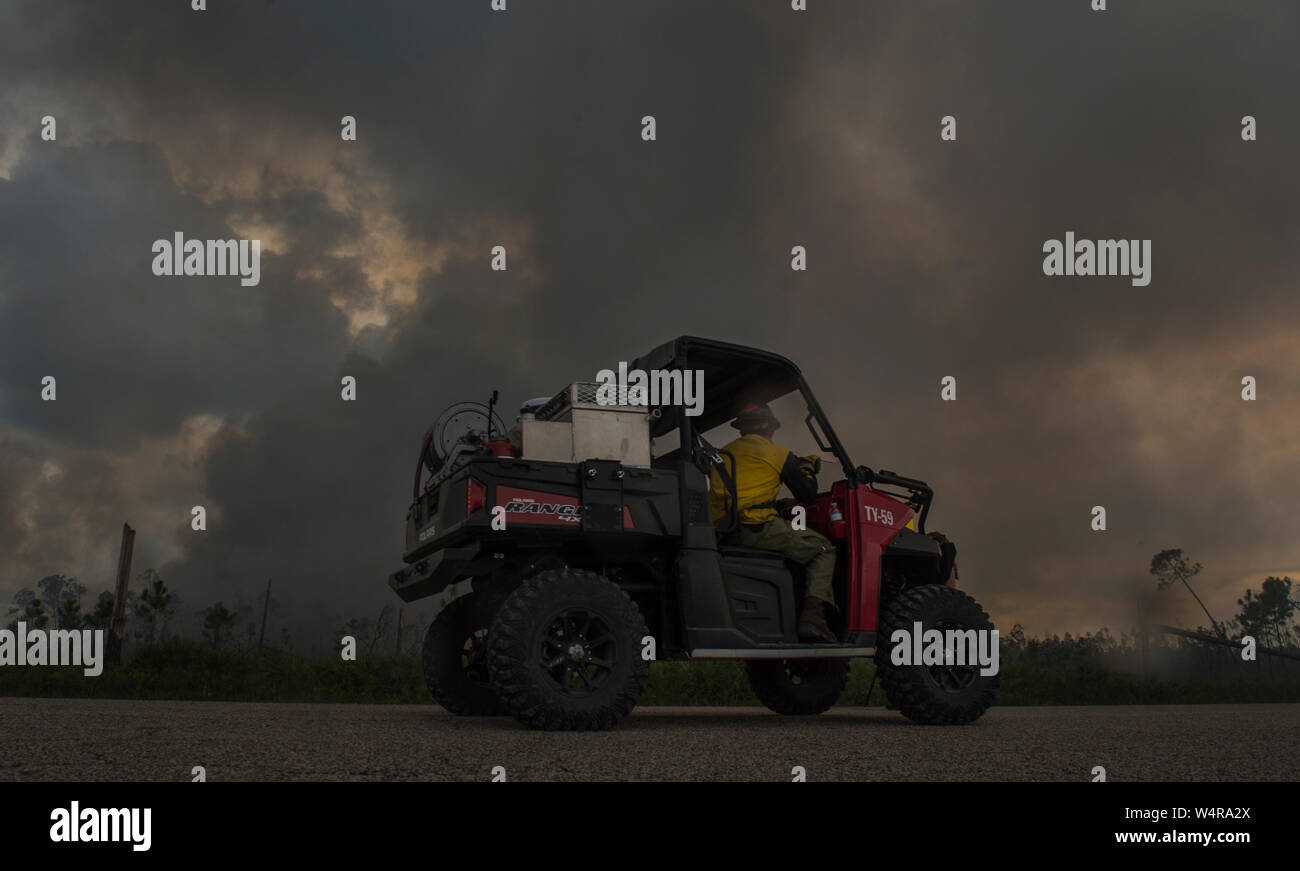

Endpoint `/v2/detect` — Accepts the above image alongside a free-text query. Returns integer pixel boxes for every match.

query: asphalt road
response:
[1,699,1296,781]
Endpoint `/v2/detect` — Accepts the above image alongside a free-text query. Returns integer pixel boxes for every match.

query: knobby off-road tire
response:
[422,593,504,715]
[876,584,999,725]
[487,568,650,731]
[745,659,850,715]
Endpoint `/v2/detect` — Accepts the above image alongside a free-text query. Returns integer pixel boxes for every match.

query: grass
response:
[2,640,1298,705]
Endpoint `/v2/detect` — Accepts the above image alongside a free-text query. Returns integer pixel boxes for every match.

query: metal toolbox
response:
[524,382,651,467]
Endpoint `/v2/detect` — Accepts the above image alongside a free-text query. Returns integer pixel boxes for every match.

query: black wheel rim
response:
[462,629,492,687]
[537,608,616,694]
[924,619,980,692]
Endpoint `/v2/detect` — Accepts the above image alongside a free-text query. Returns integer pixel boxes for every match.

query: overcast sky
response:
[1,0,1297,638]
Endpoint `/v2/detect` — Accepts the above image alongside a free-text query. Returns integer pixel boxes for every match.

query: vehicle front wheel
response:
[487,568,650,731]
[875,584,999,725]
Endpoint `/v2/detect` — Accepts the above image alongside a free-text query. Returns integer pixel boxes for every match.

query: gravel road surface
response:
[1,699,1295,781]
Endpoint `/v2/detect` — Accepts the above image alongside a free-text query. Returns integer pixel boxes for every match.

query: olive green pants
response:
[736,518,837,609]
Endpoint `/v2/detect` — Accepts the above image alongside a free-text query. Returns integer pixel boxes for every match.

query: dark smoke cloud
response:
[1,1,1297,638]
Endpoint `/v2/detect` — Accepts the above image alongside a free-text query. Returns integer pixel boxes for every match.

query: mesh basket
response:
[536,382,641,420]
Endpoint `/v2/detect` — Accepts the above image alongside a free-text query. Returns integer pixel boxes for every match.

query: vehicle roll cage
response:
[647,336,933,533]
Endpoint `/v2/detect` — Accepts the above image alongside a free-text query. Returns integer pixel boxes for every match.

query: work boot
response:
[797,596,836,643]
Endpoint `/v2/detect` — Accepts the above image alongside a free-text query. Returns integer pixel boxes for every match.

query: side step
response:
[690,646,875,660]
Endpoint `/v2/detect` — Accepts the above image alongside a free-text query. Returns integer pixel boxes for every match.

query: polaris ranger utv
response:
[389,336,998,730]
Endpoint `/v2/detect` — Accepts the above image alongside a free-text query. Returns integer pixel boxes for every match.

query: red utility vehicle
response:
[389,337,998,730]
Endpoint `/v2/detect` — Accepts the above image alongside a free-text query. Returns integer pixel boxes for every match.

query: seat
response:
[718,545,786,561]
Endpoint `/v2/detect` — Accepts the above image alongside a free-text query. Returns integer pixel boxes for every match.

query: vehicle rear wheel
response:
[487,568,650,731]
[422,593,504,715]
[745,658,849,715]
[875,584,999,725]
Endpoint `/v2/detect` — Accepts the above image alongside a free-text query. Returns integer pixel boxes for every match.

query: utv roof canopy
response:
[628,335,933,526]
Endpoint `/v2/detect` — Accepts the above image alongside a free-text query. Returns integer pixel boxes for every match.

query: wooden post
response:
[1137,598,1148,676]
[258,578,272,652]
[395,607,404,656]
[106,523,135,664]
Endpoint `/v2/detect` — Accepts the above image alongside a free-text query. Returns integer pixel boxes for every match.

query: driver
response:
[708,402,838,643]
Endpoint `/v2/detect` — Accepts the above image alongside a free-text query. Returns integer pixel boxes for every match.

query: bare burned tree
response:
[364,604,395,656]
[1150,549,1225,640]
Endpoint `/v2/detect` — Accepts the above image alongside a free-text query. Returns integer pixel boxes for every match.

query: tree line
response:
[3,569,443,659]
[6,549,1295,662]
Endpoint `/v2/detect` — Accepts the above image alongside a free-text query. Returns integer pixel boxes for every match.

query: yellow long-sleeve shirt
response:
[708,433,816,525]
